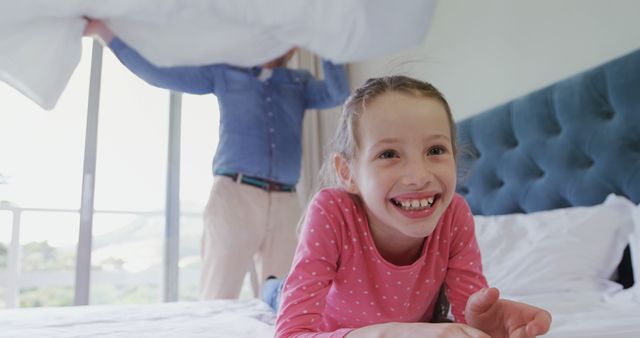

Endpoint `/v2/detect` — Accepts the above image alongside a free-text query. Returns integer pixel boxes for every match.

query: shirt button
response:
[268,112,273,117]
[266,97,271,102]
[271,144,276,148]
[269,128,275,133]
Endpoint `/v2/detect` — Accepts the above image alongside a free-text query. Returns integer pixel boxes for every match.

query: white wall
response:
[349,0,640,120]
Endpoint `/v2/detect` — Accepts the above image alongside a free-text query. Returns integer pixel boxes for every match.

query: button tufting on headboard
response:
[455,48,640,289]
[456,48,640,214]
[600,110,615,120]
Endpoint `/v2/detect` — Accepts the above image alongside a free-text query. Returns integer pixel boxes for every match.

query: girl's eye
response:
[427,146,446,156]
[378,150,398,159]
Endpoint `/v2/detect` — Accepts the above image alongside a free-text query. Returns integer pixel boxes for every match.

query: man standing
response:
[84,19,349,299]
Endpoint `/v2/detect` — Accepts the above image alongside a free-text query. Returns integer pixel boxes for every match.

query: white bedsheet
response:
[509,289,640,338]
[0,0,436,110]
[0,298,275,338]
[2,290,640,337]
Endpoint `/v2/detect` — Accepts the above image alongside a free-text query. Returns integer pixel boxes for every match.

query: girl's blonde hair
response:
[319,75,456,189]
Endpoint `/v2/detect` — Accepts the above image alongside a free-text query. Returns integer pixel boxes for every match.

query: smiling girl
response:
[273,76,551,338]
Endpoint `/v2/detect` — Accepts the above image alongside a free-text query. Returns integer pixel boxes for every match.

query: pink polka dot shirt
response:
[275,188,488,338]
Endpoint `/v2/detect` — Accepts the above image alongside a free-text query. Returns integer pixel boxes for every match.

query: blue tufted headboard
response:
[455,48,640,288]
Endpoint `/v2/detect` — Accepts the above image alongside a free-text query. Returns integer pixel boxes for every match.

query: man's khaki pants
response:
[200,175,301,299]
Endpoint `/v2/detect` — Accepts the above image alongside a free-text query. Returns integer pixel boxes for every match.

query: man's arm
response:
[84,19,219,95]
[303,60,350,110]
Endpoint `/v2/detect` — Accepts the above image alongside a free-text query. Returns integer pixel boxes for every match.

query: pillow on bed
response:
[473,194,635,297]
[631,204,640,292]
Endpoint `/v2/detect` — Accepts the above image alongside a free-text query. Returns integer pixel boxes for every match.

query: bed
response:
[455,47,640,337]
[1,49,639,338]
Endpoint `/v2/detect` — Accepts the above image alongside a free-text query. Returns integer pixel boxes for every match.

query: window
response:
[0,211,10,307]
[88,41,169,305]
[178,94,219,300]
[0,38,226,307]
[177,94,254,300]
[20,211,79,307]
[0,39,91,307]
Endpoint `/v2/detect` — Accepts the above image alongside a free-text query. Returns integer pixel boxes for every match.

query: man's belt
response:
[215,169,296,192]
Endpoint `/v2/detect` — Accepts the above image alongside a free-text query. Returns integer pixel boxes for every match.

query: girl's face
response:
[338,91,456,251]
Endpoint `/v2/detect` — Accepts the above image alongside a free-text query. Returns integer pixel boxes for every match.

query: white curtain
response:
[293,51,346,207]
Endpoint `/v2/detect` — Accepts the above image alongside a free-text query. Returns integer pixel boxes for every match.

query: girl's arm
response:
[275,192,351,338]
[443,196,490,322]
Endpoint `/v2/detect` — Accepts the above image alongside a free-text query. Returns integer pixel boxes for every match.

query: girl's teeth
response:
[398,197,435,210]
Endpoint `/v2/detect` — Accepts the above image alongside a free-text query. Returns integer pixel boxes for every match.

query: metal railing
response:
[0,203,200,308]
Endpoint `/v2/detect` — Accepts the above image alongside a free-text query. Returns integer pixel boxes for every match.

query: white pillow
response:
[474,194,635,297]
[631,204,640,293]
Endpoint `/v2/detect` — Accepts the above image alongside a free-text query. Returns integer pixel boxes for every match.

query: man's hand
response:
[83,18,115,44]
[465,287,552,338]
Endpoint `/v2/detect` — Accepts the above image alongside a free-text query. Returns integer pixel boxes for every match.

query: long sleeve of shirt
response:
[275,189,356,338]
[442,198,488,322]
[303,60,349,109]
[109,38,220,94]
[275,189,488,337]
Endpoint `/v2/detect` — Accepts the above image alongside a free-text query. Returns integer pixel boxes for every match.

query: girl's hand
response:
[346,322,490,338]
[465,287,552,338]
[83,18,115,44]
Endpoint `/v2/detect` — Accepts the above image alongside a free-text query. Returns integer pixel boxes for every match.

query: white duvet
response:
[510,289,640,338]
[0,298,276,338]
[0,0,436,110]
[1,290,640,337]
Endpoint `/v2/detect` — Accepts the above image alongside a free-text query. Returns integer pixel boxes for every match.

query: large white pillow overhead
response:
[0,0,436,110]
[474,194,635,297]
